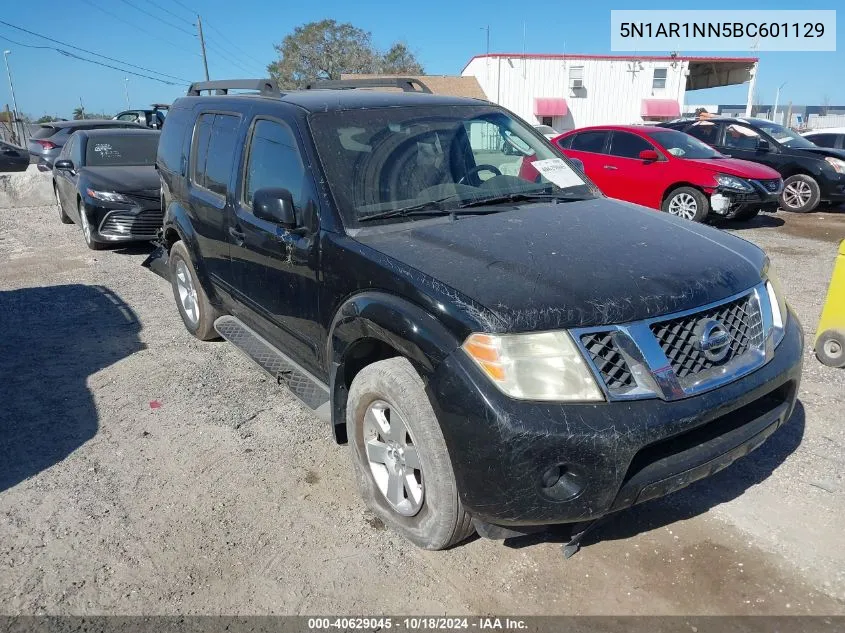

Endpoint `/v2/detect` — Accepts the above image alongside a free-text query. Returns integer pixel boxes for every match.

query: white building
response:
[462,54,758,131]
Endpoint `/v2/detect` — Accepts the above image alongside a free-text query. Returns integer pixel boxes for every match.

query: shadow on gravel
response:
[504,401,805,553]
[0,284,144,492]
[711,213,785,231]
[111,243,156,256]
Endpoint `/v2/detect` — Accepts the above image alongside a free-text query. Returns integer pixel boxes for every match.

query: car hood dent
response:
[355,199,765,332]
[80,166,159,195]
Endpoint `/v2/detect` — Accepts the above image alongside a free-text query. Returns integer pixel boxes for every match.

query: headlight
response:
[824,156,845,174]
[86,188,134,204]
[715,174,753,191]
[764,266,788,346]
[462,331,604,401]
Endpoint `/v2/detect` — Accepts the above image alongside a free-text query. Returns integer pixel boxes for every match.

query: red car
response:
[547,125,783,222]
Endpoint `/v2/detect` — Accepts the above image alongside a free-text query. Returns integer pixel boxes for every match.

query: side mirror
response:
[757,139,771,152]
[569,157,585,173]
[54,159,74,171]
[639,149,659,162]
[252,187,296,228]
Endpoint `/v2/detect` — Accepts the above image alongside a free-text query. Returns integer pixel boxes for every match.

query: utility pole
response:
[196,15,210,81]
[124,77,130,109]
[79,97,85,120]
[773,81,787,125]
[3,50,21,145]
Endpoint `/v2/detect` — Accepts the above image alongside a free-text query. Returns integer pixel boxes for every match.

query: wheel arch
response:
[326,291,461,444]
[661,181,707,204]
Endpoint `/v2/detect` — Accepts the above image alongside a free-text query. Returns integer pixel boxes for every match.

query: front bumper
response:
[83,199,163,244]
[426,312,803,526]
[819,171,845,202]
[711,181,781,216]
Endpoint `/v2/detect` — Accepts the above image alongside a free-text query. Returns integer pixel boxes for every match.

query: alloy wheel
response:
[175,259,200,325]
[668,192,698,220]
[362,400,424,516]
[782,180,812,209]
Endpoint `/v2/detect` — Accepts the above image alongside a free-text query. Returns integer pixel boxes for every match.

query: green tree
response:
[72,106,84,120]
[36,115,58,124]
[268,20,424,89]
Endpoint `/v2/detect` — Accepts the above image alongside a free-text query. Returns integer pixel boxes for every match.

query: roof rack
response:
[303,78,432,94]
[186,79,280,98]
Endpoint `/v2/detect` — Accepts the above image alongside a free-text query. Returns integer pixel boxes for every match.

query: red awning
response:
[641,99,681,118]
[534,98,568,117]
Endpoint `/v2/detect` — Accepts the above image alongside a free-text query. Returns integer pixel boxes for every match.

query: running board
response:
[214,316,330,417]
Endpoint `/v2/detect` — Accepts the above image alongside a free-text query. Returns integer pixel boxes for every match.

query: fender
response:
[326,291,462,439]
[162,200,217,298]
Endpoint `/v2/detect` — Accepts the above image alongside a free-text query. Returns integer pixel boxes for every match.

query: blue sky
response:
[1,0,842,119]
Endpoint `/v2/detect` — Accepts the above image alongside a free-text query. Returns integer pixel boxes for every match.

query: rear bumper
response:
[426,311,803,526]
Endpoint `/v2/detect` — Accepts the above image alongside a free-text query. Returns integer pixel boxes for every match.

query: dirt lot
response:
[1,201,844,615]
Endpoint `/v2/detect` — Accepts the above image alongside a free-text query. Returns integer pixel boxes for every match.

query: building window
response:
[653,68,667,90]
[541,116,553,127]
[569,66,584,92]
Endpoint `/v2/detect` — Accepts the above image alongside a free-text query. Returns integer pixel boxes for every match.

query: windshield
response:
[650,129,723,159]
[309,105,593,227]
[754,121,817,149]
[84,134,159,167]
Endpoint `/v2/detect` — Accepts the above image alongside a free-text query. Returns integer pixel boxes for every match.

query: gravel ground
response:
[1,202,844,615]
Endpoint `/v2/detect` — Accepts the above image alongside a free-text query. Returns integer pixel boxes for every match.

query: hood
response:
[80,165,159,197]
[355,199,766,332]
[798,146,845,161]
[686,157,781,179]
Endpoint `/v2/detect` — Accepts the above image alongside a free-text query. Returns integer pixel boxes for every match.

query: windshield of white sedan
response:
[650,130,723,159]
[85,134,160,167]
[309,105,592,226]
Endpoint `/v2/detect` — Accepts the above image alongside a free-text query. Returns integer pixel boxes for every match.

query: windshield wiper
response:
[358,197,459,223]
[457,192,587,209]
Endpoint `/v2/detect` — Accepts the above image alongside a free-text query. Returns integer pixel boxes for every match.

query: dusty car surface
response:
[152,78,803,551]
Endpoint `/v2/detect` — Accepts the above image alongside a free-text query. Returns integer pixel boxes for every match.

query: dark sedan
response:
[30,119,144,171]
[53,128,161,250]
[0,140,29,172]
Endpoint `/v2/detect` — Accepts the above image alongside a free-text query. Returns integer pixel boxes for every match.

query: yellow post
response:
[815,239,845,368]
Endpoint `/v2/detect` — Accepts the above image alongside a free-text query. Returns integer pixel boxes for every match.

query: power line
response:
[79,0,199,57]
[0,18,191,83]
[0,33,182,85]
[203,39,262,75]
[170,0,198,16]
[203,19,268,68]
[143,0,194,26]
[116,0,196,37]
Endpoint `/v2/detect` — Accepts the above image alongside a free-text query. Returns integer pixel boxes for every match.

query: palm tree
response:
[72,106,84,120]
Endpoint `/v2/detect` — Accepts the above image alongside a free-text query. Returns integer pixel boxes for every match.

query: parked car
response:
[802,128,845,150]
[660,117,845,213]
[152,78,801,552]
[549,125,782,222]
[29,119,144,171]
[113,104,168,129]
[533,124,559,139]
[52,128,161,250]
[0,139,29,172]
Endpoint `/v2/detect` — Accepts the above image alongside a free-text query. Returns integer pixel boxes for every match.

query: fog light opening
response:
[540,463,585,502]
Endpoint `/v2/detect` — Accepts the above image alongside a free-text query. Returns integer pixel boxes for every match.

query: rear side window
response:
[243,119,305,209]
[609,132,654,159]
[686,122,720,145]
[157,108,191,174]
[190,114,214,189]
[570,131,608,153]
[204,115,241,196]
[805,133,838,148]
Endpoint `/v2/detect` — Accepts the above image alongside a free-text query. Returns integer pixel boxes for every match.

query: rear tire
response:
[347,357,474,550]
[661,187,709,222]
[55,184,73,224]
[815,330,845,368]
[168,240,220,341]
[780,174,820,213]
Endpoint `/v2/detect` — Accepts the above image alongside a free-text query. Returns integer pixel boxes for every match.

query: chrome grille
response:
[650,293,764,379]
[581,332,635,390]
[99,209,163,237]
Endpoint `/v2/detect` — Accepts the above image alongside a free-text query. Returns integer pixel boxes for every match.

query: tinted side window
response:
[805,133,838,148]
[244,119,305,209]
[157,108,191,174]
[609,132,654,158]
[72,136,84,166]
[205,114,241,196]
[570,131,608,153]
[723,124,760,150]
[686,122,720,145]
[556,135,574,149]
[190,113,214,189]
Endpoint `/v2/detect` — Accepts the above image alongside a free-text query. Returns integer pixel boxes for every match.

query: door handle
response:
[603,165,618,170]
[228,225,245,244]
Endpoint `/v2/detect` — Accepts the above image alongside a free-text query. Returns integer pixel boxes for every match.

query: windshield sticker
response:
[531,158,583,188]
[667,147,685,156]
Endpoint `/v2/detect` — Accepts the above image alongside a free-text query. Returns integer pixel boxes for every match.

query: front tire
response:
[55,184,73,224]
[347,357,474,550]
[168,240,220,341]
[780,174,820,213]
[662,187,709,222]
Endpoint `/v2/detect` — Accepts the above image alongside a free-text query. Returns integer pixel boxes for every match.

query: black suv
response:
[154,79,802,551]
[660,117,845,213]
